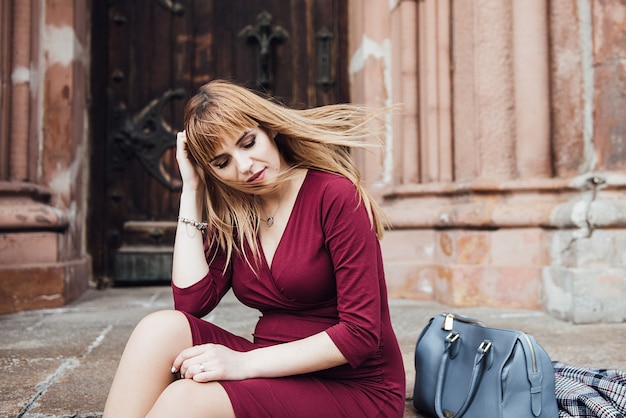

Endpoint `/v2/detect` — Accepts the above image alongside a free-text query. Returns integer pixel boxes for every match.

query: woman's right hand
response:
[176,131,202,190]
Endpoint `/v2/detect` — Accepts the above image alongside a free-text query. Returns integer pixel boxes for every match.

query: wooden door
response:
[89,0,349,286]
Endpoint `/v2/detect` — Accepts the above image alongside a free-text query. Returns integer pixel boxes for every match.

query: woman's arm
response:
[244,331,347,377]
[173,331,347,381]
[172,132,209,288]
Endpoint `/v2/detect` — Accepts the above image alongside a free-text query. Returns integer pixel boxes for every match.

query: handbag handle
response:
[434,335,492,418]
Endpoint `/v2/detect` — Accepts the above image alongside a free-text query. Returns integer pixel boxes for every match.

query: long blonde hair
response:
[183,80,388,267]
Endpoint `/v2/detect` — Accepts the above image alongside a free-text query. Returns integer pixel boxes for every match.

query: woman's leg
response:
[146,380,235,418]
[103,310,192,418]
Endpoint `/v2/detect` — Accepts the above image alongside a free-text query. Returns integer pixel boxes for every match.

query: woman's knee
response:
[131,310,192,346]
[138,309,188,328]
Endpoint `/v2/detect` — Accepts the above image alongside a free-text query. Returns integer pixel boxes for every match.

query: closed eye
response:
[209,128,257,170]
[212,157,229,169]
[242,136,256,149]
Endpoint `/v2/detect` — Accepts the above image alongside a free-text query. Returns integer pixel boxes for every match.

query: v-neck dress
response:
[172,170,405,418]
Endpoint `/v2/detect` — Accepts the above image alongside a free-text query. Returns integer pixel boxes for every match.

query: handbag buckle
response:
[479,340,492,354]
[446,332,461,358]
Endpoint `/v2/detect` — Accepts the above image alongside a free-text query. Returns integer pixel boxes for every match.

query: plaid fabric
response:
[554,361,626,418]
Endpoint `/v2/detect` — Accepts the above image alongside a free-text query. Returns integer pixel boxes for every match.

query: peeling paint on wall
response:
[423,243,434,257]
[349,35,392,98]
[349,35,394,184]
[11,66,30,84]
[388,0,400,11]
[50,168,70,200]
[44,25,83,67]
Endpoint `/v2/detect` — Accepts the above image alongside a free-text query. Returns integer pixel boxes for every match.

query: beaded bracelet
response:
[178,216,208,232]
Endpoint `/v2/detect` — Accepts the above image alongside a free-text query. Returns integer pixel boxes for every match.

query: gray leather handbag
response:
[413,313,558,418]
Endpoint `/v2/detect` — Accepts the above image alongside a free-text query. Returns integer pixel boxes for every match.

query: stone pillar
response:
[9,0,31,182]
[347,0,393,200]
[417,0,452,183]
[392,0,418,185]
[512,0,551,178]
[0,0,91,314]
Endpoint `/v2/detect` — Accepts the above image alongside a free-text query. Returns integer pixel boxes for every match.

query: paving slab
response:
[0,286,625,418]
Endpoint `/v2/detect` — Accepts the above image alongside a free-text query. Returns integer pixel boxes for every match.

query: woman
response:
[103,80,405,418]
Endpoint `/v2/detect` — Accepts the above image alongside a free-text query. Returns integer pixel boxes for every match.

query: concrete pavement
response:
[1,286,625,418]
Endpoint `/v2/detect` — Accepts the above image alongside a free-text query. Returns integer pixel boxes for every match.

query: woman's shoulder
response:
[306,169,356,192]
[305,170,359,204]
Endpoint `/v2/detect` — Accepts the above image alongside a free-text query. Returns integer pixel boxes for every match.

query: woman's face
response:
[208,126,284,189]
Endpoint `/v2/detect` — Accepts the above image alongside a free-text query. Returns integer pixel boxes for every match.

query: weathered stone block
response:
[381,229,436,263]
[490,228,549,265]
[456,232,490,264]
[543,266,626,323]
[0,258,90,314]
[384,262,435,300]
[0,232,58,264]
[434,265,543,309]
[549,229,626,268]
[434,229,548,266]
[381,230,438,299]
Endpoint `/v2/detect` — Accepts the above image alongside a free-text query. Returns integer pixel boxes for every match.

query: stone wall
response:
[349,0,626,323]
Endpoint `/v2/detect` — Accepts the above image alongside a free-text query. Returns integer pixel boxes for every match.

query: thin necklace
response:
[261,173,293,227]
[262,199,281,228]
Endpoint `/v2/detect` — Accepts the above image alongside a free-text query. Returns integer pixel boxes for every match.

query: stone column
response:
[513,0,551,178]
[9,0,31,181]
[348,0,398,205]
[418,0,452,183]
[0,0,91,314]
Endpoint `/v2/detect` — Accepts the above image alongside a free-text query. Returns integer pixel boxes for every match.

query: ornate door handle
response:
[316,27,334,89]
[239,11,289,89]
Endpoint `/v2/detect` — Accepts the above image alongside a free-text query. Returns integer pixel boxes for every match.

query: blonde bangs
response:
[185,107,258,167]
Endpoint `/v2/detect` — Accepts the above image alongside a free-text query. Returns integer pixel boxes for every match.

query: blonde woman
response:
[103,80,405,418]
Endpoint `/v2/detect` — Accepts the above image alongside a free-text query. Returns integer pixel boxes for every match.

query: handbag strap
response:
[519,333,545,417]
[435,334,492,418]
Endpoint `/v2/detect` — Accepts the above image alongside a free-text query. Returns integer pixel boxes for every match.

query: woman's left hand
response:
[172,343,250,382]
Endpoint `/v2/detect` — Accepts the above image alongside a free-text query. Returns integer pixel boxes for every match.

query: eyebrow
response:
[210,129,254,163]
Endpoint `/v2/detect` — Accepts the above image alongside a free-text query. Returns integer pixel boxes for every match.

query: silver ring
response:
[199,364,205,373]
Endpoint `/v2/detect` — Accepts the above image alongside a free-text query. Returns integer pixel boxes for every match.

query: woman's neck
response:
[258,168,307,223]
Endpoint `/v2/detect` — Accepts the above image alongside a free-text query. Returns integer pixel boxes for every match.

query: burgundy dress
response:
[172,170,405,418]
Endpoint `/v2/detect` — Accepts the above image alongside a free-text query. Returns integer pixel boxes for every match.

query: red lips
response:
[247,168,265,183]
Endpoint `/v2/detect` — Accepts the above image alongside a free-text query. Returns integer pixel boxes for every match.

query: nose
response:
[233,152,253,175]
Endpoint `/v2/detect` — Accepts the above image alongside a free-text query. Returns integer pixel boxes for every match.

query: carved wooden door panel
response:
[89,0,348,285]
